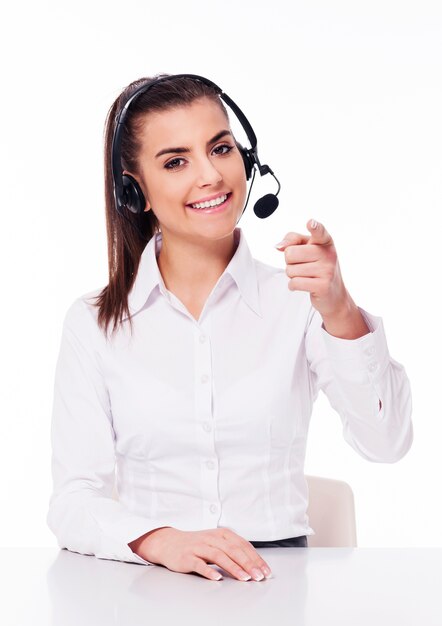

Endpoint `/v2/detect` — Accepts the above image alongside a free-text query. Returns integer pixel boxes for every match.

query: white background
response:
[1,0,441,548]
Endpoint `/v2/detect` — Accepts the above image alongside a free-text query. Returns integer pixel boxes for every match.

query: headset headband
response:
[112,74,262,208]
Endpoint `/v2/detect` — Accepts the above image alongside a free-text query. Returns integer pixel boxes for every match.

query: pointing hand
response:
[274,219,351,319]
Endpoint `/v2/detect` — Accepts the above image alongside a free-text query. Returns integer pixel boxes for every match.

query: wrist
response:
[129,526,175,561]
[321,297,370,340]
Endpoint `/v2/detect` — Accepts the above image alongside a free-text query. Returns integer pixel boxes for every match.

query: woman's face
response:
[127,97,248,243]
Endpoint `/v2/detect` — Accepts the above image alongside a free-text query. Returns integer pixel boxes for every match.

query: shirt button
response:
[364,346,375,357]
[201,374,209,384]
[202,422,212,432]
[368,361,378,372]
[199,334,207,343]
[206,460,215,470]
[209,504,218,514]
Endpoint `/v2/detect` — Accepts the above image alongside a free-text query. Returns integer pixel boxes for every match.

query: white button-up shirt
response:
[47,227,413,565]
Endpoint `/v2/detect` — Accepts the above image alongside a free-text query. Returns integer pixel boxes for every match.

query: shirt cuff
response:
[92,512,168,566]
[320,307,390,384]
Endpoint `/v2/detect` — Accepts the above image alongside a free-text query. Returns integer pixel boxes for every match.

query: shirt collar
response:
[126,227,262,320]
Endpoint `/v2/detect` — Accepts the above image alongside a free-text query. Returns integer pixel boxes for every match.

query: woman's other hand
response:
[129,527,272,582]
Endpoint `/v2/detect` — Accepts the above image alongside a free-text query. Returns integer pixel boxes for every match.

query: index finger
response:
[218,535,273,579]
[240,538,273,577]
[275,231,310,249]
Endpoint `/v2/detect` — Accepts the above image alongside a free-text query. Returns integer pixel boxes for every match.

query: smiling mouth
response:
[186,192,233,213]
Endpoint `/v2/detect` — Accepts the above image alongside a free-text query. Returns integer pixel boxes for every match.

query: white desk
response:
[3,547,441,625]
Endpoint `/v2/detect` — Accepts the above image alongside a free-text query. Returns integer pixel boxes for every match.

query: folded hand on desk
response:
[129,527,272,582]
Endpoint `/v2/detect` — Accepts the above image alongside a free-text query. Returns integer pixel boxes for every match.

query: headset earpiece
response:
[236,141,255,181]
[122,173,146,214]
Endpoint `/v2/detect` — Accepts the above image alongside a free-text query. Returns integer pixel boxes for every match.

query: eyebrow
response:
[154,129,233,158]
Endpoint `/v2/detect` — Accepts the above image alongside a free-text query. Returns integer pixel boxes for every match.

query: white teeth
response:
[190,193,228,209]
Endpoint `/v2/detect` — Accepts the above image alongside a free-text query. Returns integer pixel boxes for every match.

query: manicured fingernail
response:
[252,568,264,581]
[310,219,318,229]
[262,566,272,578]
[274,240,288,249]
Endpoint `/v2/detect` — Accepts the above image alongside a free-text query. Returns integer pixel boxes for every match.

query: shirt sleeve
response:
[304,305,413,462]
[46,298,166,566]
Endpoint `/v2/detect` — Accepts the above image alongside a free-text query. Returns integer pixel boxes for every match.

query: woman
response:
[47,73,413,582]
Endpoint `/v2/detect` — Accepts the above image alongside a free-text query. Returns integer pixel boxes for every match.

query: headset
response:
[111,73,281,238]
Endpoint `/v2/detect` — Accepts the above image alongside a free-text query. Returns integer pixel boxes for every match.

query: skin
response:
[125,98,373,581]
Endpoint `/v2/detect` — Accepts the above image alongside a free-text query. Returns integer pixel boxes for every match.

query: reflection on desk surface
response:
[2,547,442,626]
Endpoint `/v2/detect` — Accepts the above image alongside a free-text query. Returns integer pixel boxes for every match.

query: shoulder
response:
[61,286,105,340]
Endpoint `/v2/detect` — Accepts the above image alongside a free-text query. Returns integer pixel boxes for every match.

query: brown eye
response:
[164,157,185,170]
[213,144,234,155]
[164,145,234,171]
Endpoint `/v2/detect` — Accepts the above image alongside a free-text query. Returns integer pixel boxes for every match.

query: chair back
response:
[305,475,357,547]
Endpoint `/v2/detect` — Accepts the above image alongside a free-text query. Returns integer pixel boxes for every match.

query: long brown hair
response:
[90,73,229,340]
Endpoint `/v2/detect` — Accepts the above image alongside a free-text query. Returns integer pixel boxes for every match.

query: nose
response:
[195,155,223,187]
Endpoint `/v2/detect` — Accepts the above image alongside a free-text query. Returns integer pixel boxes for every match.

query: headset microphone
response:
[254,193,279,218]
[251,157,281,219]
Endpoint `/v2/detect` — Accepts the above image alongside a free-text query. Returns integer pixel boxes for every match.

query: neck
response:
[156,229,239,300]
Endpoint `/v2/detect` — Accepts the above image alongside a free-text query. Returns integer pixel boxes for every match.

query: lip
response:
[187,192,233,215]
[186,191,231,206]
